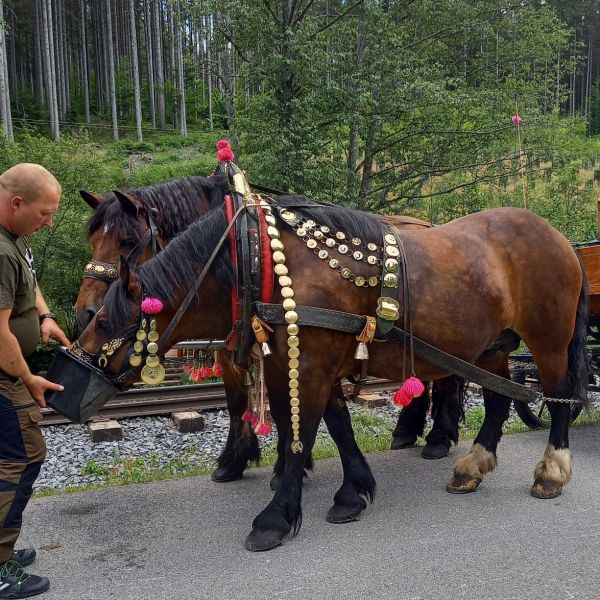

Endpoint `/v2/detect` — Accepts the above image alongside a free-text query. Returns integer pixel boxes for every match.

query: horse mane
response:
[274,195,386,244]
[102,207,235,334]
[86,175,229,240]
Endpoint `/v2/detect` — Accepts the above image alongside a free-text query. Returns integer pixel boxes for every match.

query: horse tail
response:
[567,259,589,406]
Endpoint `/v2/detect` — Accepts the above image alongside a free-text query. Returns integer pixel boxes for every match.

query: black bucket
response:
[44,347,120,424]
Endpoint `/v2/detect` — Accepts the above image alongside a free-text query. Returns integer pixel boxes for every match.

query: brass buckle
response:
[376,297,400,321]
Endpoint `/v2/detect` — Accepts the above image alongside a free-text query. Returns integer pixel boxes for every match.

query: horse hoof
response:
[390,434,417,450]
[326,500,366,524]
[245,528,287,552]
[530,479,563,499]
[211,465,244,483]
[421,443,450,460]
[446,474,481,494]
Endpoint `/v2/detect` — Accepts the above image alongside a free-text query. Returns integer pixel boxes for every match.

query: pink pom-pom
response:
[212,363,223,377]
[511,114,522,125]
[217,139,231,149]
[393,388,413,407]
[241,411,253,423]
[401,376,426,398]
[217,148,235,162]
[254,421,272,436]
[141,297,164,314]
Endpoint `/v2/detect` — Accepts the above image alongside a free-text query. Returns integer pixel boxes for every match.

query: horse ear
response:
[114,190,144,217]
[79,190,102,210]
[119,255,141,299]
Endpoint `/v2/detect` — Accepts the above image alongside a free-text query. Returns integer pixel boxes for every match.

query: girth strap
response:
[254,301,542,404]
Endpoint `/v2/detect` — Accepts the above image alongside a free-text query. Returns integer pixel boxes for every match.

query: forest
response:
[0,1,600,324]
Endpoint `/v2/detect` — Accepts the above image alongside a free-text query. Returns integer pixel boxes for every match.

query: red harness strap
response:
[257,201,274,303]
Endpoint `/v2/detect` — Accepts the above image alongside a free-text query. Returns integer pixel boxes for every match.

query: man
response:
[0,163,70,598]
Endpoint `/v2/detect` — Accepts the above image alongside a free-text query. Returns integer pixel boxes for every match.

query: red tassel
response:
[217,148,235,162]
[250,414,260,428]
[393,388,413,407]
[254,421,272,436]
[401,376,425,398]
[241,411,253,423]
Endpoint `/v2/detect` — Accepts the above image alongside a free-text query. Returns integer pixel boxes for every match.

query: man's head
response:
[0,163,62,237]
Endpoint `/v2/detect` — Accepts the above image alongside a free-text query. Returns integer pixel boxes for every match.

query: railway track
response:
[40,378,401,426]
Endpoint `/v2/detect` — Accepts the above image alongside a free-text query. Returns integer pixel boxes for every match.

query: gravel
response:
[35,385,600,492]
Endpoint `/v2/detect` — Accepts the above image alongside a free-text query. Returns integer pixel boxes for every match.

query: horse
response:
[74,197,588,551]
[75,178,465,465]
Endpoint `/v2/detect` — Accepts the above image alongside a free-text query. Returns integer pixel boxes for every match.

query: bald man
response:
[0,163,70,598]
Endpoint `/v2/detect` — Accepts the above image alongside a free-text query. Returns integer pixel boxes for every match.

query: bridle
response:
[82,208,163,284]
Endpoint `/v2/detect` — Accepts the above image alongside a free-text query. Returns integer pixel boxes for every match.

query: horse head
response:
[74,176,228,336]
[75,206,234,387]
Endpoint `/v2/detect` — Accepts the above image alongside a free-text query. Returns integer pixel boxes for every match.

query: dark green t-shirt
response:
[0,224,40,357]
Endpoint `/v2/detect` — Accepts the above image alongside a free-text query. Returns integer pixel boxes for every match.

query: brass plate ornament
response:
[376,297,400,322]
[141,364,166,385]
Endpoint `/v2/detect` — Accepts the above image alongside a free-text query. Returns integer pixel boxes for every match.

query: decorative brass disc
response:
[353,251,364,261]
[325,238,335,248]
[338,244,348,254]
[146,355,160,367]
[146,342,159,354]
[341,268,352,278]
[351,237,362,246]
[134,341,144,353]
[141,364,166,385]
[320,225,330,233]
[313,230,324,240]
[367,242,377,251]
[385,258,399,273]
[354,276,366,287]
[384,233,398,245]
[368,276,379,287]
[129,354,142,367]
[386,246,400,258]
[329,258,339,269]
[336,232,346,240]
[318,250,328,260]
[307,239,317,249]
[367,255,377,265]
[148,331,159,342]
[136,330,147,341]
[297,228,307,237]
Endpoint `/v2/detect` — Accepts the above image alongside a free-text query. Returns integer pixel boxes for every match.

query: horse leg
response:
[323,389,376,523]
[447,358,510,494]
[212,358,260,482]
[390,387,430,449]
[422,376,464,460]
[245,370,330,551]
[529,350,574,499]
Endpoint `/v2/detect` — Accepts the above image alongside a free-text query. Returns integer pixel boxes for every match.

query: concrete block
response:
[355,391,388,408]
[88,419,123,443]
[172,411,205,433]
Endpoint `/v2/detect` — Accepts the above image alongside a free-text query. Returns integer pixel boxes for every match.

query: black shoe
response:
[11,550,36,568]
[0,560,49,598]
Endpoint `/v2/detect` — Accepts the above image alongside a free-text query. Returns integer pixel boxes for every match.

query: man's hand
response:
[22,374,64,408]
[40,318,70,347]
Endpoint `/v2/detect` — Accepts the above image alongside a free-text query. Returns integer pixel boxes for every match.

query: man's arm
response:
[0,308,63,407]
[35,287,70,347]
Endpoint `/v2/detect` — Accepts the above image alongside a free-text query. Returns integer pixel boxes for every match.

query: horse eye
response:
[95,318,110,331]
[121,238,137,250]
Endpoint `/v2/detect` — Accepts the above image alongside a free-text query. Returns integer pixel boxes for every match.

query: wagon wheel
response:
[511,368,583,429]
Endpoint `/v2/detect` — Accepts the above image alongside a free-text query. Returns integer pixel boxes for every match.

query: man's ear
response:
[10,195,24,210]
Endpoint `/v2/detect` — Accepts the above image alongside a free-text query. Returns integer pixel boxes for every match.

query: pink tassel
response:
[241,411,253,423]
[254,421,272,436]
[393,388,413,407]
[401,376,425,398]
[141,297,164,314]
[217,139,231,149]
[217,148,235,162]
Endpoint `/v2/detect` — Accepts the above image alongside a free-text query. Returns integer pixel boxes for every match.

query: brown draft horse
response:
[74,178,464,474]
[75,198,588,551]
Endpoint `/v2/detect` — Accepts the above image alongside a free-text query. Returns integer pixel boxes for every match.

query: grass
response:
[33,404,600,499]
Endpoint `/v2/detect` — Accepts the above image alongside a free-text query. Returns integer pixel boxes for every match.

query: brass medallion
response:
[146,355,160,367]
[129,354,142,367]
[134,341,144,353]
[136,330,147,341]
[141,364,166,385]
[148,330,159,342]
[146,342,159,354]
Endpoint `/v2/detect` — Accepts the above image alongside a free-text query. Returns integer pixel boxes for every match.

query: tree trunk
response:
[80,0,90,123]
[0,0,13,141]
[175,1,187,136]
[153,0,166,129]
[105,0,119,140]
[144,0,156,128]
[129,0,143,140]
[42,0,59,139]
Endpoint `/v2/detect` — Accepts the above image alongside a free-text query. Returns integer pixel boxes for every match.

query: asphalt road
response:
[21,424,600,600]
